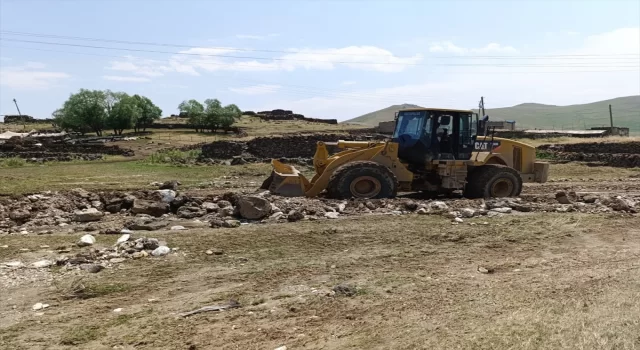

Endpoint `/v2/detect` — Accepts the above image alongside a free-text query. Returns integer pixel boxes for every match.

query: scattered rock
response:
[477,266,494,274]
[582,194,598,204]
[151,246,171,256]
[555,191,572,204]
[429,201,448,211]
[4,261,23,268]
[460,208,475,218]
[237,196,271,220]
[170,225,187,231]
[81,264,104,273]
[159,180,181,191]
[126,217,168,231]
[31,260,53,268]
[156,189,177,203]
[416,208,429,215]
[287,210,305,222]
[77,234,96,247]
[224,220,241,228]
[131,199,168,217]
[453,217,464,223]
[333,284,357,297]
[324,212,340,219]
[9,210,31,224]
[113,308,123,313]
[491,207,512,214]
[32,303,50,311]
[116,234,131,245]
[73,208,104,222]
[201,202,218,212]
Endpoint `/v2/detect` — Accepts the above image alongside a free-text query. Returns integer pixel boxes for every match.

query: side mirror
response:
[439,115,451,125]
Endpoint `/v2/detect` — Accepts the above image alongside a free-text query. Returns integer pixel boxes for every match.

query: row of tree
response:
[178,99,242,133]
[53,90,243,136]
[53,89,162,136]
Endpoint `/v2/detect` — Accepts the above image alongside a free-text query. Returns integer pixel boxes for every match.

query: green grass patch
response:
[59,325,100,345]
[146,149,201,165]
[0,157,26,167]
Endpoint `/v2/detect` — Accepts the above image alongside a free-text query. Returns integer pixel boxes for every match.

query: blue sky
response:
[0,0,639,122]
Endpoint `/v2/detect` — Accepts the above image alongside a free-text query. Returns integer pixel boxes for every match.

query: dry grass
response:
[520,136,640,147]
[0,161,271,195]
[2,213,640,349]
[548,163,640,180]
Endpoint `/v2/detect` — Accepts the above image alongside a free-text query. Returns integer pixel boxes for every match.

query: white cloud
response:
[255,28,639,122]
[146,45,423,74]
[107,56,199,78]
[0,56,11,62]
[342,81,357,85]
[102,75,151,82]
[0,62,69,90]
[429,41,519,55]
[278,46,423,73]
[236,33,280,40]
[229,84,281,95]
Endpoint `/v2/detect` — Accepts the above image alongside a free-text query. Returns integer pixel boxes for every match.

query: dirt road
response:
[2,211,640,350]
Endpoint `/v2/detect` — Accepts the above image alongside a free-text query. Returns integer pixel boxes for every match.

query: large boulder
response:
[9,210,31,223]
[126,217,168,231]
[176,206,207,219]
[159,180,181,191]
[236,196,271,220]
[73,208,104,222]
[131,199,168,217]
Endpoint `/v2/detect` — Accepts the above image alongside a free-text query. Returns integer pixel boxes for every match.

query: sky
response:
[0,0,639,122]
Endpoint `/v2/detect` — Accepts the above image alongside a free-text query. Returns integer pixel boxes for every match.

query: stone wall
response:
[249,109,338,125]
[200,133,374,160]
[538,142,640,154]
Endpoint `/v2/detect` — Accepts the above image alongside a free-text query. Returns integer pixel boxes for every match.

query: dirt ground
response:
[1,170,640,349]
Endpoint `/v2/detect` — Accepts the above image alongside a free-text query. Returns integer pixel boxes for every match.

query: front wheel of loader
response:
[464,165,522,199]
[327,161,398,199]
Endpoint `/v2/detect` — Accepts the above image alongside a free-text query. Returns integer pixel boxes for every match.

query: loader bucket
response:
[261,160,310,197]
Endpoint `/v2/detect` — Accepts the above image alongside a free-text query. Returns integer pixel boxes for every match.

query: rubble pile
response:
[2,234,173,275]
[1,180,638,237]
[538,142,640,168]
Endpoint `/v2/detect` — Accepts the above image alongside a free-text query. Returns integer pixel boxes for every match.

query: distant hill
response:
[345,96,640,133]
[344,103,422,125]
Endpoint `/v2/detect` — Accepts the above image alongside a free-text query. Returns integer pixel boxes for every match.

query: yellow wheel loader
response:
[261,108,549,199]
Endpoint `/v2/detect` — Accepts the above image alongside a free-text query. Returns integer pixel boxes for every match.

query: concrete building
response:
[487,120,516,131]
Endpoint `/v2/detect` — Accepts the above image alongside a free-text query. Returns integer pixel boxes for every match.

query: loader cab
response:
[393,108,477,165]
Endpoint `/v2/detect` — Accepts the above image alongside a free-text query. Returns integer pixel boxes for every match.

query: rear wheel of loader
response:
[464,165,522,198]
[327,161,397,199]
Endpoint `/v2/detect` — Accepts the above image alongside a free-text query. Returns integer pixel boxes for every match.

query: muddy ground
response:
[1,173,640,349]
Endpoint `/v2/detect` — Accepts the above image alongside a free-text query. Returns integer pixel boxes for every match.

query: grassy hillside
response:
[480,96,640,132]
[346,96,640,133]
[345,103,422,125]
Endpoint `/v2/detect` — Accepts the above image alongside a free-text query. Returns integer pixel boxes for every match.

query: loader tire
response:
[464,165,522,199]
[327,161,398,199]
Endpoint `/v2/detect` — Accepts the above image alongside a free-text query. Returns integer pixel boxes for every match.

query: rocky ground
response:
[1,166,640,349]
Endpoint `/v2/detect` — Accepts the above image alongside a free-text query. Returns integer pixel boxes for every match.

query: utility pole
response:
[609,104,614,128]
[479,96,485,117]
[13,98,22,116]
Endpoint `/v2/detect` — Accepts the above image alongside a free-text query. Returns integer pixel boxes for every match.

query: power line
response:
[2,30,639,60]
[1,38,639,68]
[3,44,639,74]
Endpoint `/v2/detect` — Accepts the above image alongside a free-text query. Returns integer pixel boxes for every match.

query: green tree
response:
[132,95,162,132]
[178,99,205,132]
[55,89,107,136]
[107,94,141,135]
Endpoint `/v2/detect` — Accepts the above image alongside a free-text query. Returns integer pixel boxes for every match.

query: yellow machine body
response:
[266,137,549,197]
